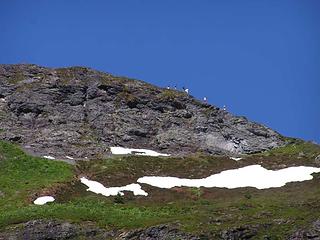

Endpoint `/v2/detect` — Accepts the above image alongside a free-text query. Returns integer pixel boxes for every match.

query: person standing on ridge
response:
[203,97,207,103]
[222,105,227,111]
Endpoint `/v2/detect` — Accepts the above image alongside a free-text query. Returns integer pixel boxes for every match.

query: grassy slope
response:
[0,141,73,225]
[0,140,320,238]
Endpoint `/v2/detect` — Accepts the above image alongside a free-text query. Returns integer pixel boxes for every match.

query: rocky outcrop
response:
[289,220,320,240]
[120,224,201,240]
[0,64,284,160]
[0,220,202,240]
[5,219,320,240]
[217,224,271,240]
[0,220,116,240]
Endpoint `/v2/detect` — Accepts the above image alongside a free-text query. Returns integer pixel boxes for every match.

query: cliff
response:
[0,64,284,160]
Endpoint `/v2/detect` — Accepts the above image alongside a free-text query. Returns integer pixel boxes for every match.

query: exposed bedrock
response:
[0,64,285,160]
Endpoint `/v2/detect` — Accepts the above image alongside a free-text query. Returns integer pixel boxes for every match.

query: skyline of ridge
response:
[0,0,319,142]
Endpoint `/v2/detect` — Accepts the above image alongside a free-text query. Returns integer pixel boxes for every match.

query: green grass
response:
[0,140,320,238]
[2,192,318,236]
[260,139,320,158]
[0,197,177,229]
[0,141,73,211]
[50,154,320,236]
[157,89,184,101]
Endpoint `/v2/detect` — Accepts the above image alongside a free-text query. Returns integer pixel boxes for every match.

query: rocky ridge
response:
[0,64,284,160]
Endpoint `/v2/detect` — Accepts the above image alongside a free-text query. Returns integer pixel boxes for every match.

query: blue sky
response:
[1,0,319,142]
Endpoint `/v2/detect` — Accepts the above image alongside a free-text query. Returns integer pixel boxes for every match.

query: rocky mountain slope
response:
[0,65,319,239]
[0,64,284,160]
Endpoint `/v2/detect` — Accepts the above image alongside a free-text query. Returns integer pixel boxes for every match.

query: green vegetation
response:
[190,187,202,199]
[115,85,139,108]
[0,197,174,229]
[113,193,125,204]
[157,89,184,101]
[262,139,320,158]
[7,72,25,84]
[0,141,73,214]
[0,140,319,238]
[56,68,76,84]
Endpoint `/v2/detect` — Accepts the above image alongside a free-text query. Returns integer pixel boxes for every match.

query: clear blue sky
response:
[1,0,319,142]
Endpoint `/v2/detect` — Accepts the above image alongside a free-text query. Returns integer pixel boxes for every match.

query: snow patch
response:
[34,196,55,205]
[66,156,74,160]
[137,165,320,190]
[80,177,148,196]
[110,147,170,157]
[43,155,55,160]
[230,157,242,161]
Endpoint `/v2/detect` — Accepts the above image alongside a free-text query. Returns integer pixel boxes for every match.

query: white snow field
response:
[43,155,55,160]
[137,165,320,190]
[230,157,242,161]
[34,196,55,205]
[80,177,148,196]
[110,147,170,157]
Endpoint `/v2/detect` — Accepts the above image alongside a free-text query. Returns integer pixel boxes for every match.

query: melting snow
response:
[137,165,320,190]
[80,177,148,196]
[230,157,242,161]
[110,147,170,157]
[34,196,55,205]
[43,155,55,160]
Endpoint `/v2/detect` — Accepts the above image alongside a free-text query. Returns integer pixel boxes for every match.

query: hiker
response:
[203,97,207,103]
[174,85,177,90]
[185,88,189,94]
[167,86,170,89]
[222,105,227,111]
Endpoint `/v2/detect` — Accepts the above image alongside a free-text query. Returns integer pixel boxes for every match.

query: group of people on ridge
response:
[166,85,207,104]
[165,85,227,110]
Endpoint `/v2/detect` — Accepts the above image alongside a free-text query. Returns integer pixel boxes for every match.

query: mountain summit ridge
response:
[0,64,284,160]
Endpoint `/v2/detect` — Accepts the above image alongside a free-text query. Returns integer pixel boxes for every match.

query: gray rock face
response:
[0,64,284,160]
[120,224,201,240]
[0,220,201,240]
[288,220,320,240]
[218,224,272,240]
[0,219,117,240]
